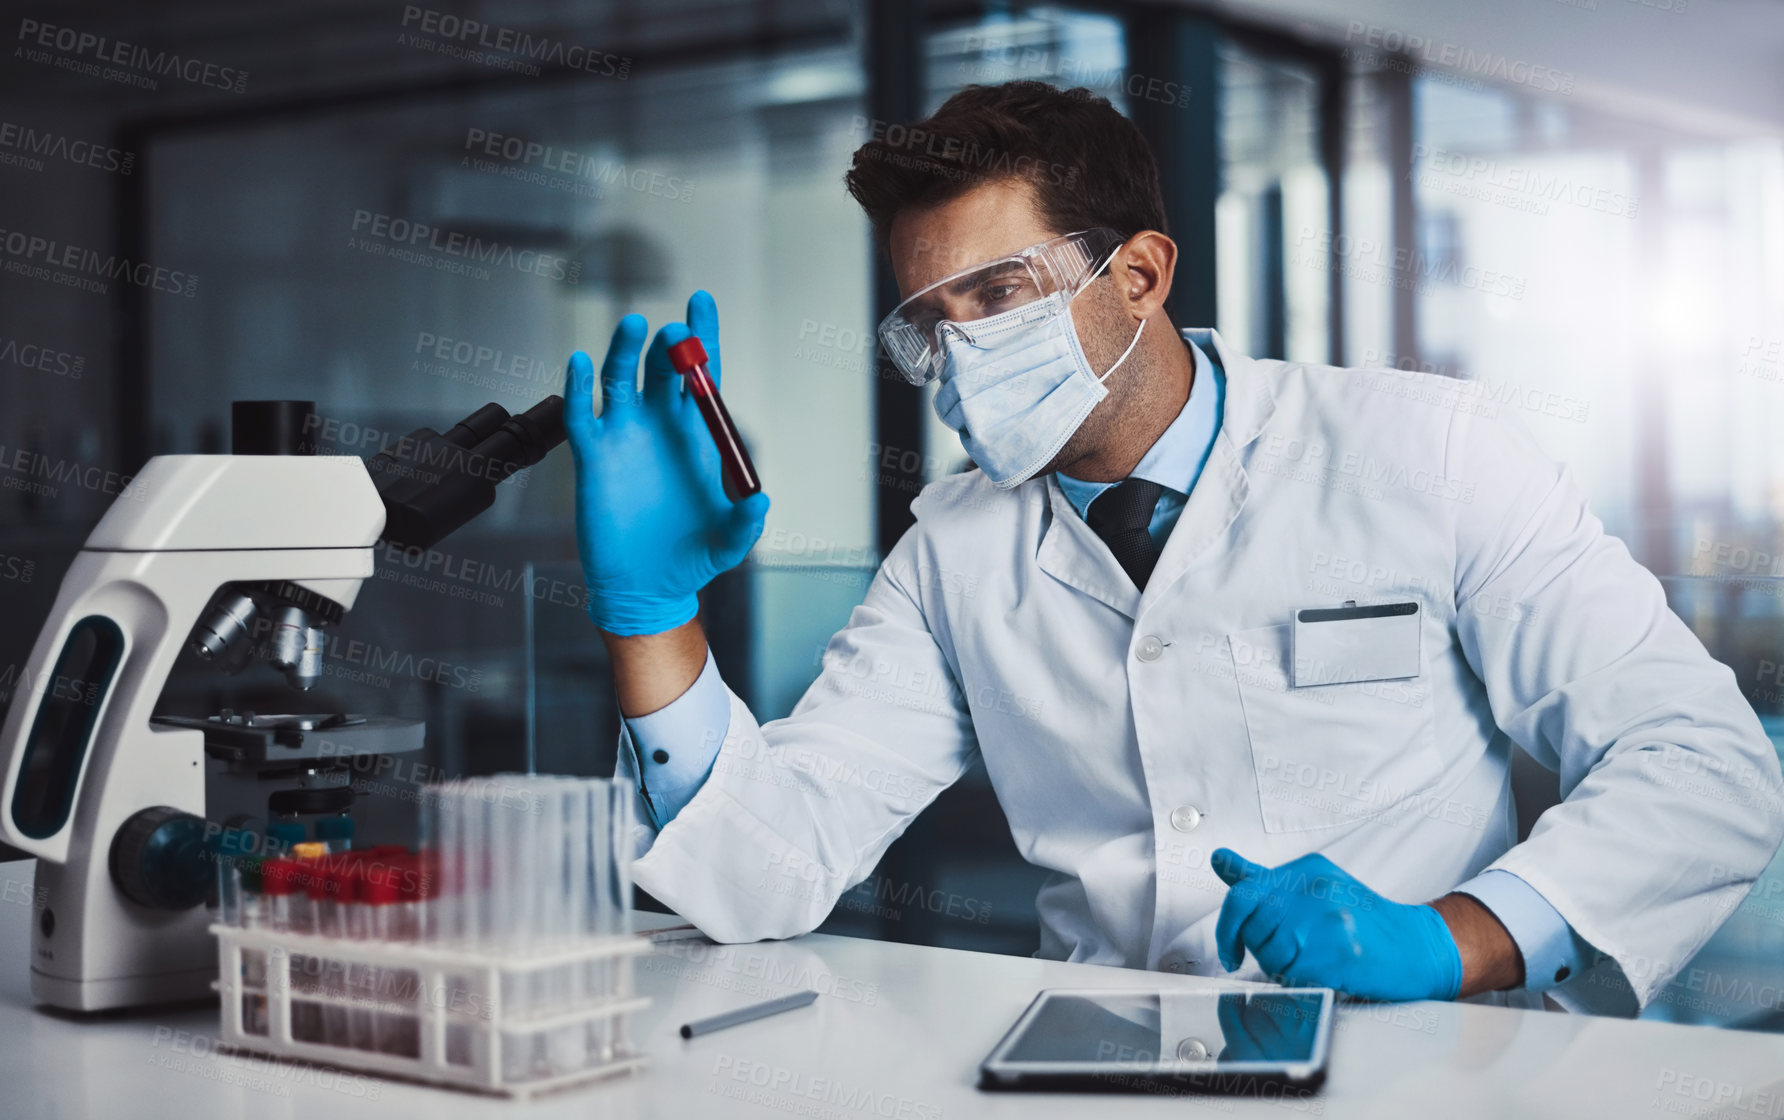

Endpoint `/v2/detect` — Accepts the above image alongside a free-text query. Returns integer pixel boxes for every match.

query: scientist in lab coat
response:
[561,81,1784,1011]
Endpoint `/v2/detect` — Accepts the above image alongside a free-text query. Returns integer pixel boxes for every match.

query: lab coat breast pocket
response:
[1227,624,1441,833]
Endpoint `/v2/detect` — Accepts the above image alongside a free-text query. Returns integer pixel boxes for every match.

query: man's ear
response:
[1110,231,1176,320]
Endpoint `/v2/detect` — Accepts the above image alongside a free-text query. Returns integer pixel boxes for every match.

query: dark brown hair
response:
[844,81,1168,248]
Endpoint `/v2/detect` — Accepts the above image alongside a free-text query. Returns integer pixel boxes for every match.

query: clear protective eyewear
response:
[878,228,1125,385]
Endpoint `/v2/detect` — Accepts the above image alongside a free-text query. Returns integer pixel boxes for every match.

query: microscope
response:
[0,396,566,1011]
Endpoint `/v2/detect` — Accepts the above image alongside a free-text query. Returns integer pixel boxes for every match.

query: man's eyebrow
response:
[945,260,1023,296]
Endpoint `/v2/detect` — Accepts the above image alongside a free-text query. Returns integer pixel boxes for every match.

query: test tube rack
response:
[212,923,651,1098]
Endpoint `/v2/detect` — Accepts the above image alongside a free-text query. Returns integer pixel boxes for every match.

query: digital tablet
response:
[978,988,1333,1095]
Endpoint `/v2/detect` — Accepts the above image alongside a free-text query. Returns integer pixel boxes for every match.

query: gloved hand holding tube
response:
[564,290,770,637]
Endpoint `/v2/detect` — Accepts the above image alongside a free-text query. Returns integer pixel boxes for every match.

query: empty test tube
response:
[360,851,423,1057]
[260,858,322,1041]
[407,775,637,1078]
[310,860,350,1046]
[261,859,301,931]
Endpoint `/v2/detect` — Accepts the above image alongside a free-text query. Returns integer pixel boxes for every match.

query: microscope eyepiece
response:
[371,395,568,552]
[231,400,319,455]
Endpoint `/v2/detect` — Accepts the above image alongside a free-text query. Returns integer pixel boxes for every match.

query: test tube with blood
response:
[665,336,761,498]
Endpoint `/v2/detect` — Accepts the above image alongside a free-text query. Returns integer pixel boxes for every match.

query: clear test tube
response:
[227,848,266,1038]
[278,858,323,1042]
[230,856,267,1001]
[381,853,425,1058]
[488,777,509,953]
[360,856,393,939]
[525,780,551,1015]
[583,780,613,1065]
[212,830,241,928]
[563,781,589,1007]
[462,780,487,949]
[304,858,336,942]
[288,850,320,935]
[516,776,541,949]
[412,848,438,943]
[260,860,298,932]
[348,857,378,1050]
[586,782,611,992]
[238,858,265,932]
[495,776,513,953]
[563,782,589,942]
[542,780,583,1075]
[445,780,484,1069]
[459,779,473,947]
[525,778,555,1013]
[421,785,450,944]
[437,780,467,946]
[344,857,379,1052]
[385,853,418,941]
[259,859,304,1040]
[490,777,526,1020]
[525,778,554,1078]
[310,861,348,1046]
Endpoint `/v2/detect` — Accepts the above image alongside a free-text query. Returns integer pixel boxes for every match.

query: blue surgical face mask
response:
[931,259,1146,489]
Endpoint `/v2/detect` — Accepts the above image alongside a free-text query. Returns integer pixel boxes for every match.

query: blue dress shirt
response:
[1053,337,1225,546]
[620,331,1592,991]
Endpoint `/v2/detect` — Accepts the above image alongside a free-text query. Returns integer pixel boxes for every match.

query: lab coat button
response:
[1136,635,1165,662]
[1169,805,1202,832]
[1177,1038,1210,1061]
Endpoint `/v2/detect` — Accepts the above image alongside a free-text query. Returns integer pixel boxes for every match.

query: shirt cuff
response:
[622,649,731,828]
[1455,868,1591,991]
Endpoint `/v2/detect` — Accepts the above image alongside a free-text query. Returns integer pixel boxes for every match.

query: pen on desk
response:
[680,990,820,1039]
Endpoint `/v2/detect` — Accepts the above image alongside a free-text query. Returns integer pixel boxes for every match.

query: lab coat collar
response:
[1033,328,1270,619]
[1136,329,1271,607]
[1039,474,1143,618]
[1141,415,1249,610]
[1184,327,1275,448]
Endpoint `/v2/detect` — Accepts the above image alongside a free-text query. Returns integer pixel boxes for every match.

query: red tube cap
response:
[360,856,403,905]
[666,336,707,373]
[262,859,301,897]
[307,859,352,901]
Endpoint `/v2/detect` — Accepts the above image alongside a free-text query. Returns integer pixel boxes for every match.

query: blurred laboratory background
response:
[1,0,1781,1026]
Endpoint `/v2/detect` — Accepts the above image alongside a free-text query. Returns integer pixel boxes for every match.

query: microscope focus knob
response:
[109,806,211,911]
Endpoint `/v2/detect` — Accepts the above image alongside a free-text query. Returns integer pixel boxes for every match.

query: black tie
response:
[1086,478,1164,591]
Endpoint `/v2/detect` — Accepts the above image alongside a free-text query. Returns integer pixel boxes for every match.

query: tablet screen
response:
[998,989,1328,1067]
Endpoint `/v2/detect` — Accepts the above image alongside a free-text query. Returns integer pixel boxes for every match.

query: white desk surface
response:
[2,860,1780,1120]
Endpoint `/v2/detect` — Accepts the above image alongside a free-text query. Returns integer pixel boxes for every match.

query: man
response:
[563,81,1784,1010]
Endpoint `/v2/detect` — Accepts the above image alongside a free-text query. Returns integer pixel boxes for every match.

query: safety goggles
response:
[877,228,1125,385]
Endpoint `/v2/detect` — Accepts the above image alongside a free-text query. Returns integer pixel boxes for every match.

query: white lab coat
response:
[624,328,1784,1011]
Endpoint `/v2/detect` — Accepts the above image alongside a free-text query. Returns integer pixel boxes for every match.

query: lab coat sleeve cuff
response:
[622,649,731,828]
[1455,869,1591,991]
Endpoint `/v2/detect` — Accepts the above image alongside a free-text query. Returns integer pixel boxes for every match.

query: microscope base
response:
[32,964,216,1012]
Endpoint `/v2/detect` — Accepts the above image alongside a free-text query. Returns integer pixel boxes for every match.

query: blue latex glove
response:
[1211,848,1463,1002]
[564,291,770,636]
